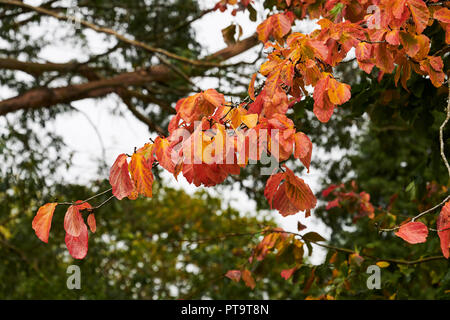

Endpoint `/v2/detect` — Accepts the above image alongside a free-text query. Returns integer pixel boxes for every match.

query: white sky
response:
[1,0,331,264]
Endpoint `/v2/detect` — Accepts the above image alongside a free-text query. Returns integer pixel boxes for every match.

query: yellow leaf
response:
[241,114,258,129]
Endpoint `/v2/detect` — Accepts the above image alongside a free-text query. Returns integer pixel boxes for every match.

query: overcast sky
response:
[1,0,331,263]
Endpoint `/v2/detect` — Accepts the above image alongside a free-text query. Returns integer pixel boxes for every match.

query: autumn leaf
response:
[294,132,312,172]
[406,0,429,34]
[437,201,450,258]
[395,221,428,244]
[154,137,175,173]
[313,75,336,123]
[264,166,317,217]
[32,203,58,243]
[129,152,154,198]
[175,89,225,123]
[257,13,293,43]
[65,223,89,260]
[109,153,134,200]
[434,7,450,24]
[64,204,85,237]
[241,269,256,289]
[327,77,351,106]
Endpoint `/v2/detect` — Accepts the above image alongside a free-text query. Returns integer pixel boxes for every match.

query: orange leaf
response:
[109,154,134,200]
[395,221,428,244]
[257,17,272,43]
[265,167,317,217]
[32,203,58,243]
[129,152,154,198]
[202,88,225,108]
[242,269,256,289]
[355,42,373,61]
[225,270,241,282]
[437,201,450,258]
[154,137,175,173]
[271,13,293,43]
[406,0,429,34]
[281,267,298,280]
[434,7,450,24]
[64,205,85,237]
[87,214,96,233]
[257,13,292,43]
[374,44,395,74]
[294,132,312,172]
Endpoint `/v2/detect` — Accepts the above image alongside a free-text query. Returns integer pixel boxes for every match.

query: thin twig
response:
[57,188,112,206]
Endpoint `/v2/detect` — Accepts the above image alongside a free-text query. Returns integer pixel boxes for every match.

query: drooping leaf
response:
[129,152,154,198]
[294,132,312,172]
[32,203,58,243]
[241,269,256,289]
[395,221,428,244]
[406,0,429,34]
[280,267,298,280]
[225,270,241,282]
[64,205,85,237]
[87,214,96,233]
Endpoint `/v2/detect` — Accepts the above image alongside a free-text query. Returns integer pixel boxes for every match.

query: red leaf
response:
[65,223,89,259]
[154,137,175,173]
[109,154,134,200]
[437,201,450,258]
[87,214,96,233]
[225,270,241,282]
[294,132,312,172]
[241,269,256,289]
[129,152,154,198]
[64,205,85,237]
[395,221,428,244]
[32,203,58,243]
[326,199,340,210]
[264,172,286,209]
